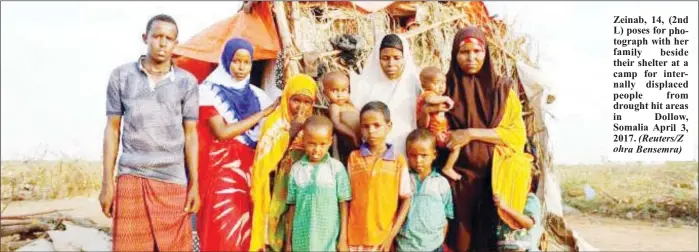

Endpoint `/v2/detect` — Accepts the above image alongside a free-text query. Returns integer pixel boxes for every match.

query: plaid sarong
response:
[113,175,193,251]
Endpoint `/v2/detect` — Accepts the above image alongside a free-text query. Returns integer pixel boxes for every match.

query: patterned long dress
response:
[267,134,305,251]
[196,81,271,251]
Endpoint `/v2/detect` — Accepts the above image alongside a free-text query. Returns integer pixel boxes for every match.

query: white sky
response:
[1,1,697,164]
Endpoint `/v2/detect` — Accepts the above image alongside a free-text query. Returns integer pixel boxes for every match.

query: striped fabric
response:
[112,175,193,251]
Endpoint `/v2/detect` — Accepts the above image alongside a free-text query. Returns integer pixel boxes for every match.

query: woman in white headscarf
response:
[350,34,422,156]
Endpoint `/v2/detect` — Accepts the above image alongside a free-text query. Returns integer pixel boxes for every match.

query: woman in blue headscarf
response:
[197,37,279,251]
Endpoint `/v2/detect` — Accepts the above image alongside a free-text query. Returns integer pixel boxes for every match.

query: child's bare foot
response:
[442,168,462,181]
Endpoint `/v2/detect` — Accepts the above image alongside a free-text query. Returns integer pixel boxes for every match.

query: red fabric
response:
[112,175,192,252]
[196,106,254,251]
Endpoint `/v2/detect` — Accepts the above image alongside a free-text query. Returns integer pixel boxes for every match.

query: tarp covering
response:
[173,1,280,83]
[174,2,280,62]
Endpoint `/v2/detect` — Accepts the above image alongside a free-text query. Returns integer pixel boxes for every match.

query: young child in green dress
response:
[286,115,352,251]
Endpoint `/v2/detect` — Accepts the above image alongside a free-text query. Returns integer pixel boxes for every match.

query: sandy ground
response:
[2,197,697,251]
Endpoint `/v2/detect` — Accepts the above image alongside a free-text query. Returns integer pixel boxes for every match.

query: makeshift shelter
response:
[173,1,596,251]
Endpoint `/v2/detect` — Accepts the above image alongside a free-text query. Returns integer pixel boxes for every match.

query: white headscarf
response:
[350,35,422,156]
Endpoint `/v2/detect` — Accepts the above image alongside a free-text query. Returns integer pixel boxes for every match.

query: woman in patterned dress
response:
[196,37,279,251]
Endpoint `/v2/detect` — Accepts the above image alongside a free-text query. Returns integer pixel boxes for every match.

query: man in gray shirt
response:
[99,14,200,251]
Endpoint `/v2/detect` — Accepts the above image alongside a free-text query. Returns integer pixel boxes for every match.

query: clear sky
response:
[2,1,697,164]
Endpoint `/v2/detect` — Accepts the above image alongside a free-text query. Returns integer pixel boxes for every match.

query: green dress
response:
[287,154,352,251]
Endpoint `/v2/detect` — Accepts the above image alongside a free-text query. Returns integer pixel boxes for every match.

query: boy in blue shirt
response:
[396,129,454,252]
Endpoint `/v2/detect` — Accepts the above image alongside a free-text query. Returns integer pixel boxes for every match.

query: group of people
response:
[99,14,543,252]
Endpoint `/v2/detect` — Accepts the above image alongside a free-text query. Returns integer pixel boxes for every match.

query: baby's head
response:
[419,66,446,95]
[303,115,334,163]
[322,71,351,105]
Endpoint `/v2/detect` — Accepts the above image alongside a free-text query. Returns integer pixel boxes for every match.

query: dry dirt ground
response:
[2,197,697,251]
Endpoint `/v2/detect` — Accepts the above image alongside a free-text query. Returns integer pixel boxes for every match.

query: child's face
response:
[360,110,392,147]
[422,74,446,95]
[323,78,350,105]
[288,94,314,117]
[303,126,333,163]
[407,139,436,174]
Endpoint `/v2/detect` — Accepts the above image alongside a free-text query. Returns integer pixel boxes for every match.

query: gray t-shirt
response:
[106,56,198,185]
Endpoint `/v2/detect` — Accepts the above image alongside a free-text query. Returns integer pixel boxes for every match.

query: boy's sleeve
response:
[441,178,454,219]
[106,69,123,116]
[398,158,413,198]
[182,75,199,121]
[287,166,298,205]
[336,161,352,202]
[523,194,542,225]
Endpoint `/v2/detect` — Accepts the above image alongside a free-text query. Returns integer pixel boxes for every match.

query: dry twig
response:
[0,209,73,220]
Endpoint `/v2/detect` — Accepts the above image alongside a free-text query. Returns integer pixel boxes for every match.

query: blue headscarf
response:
[220,38,255,75]
[212,38,261,147]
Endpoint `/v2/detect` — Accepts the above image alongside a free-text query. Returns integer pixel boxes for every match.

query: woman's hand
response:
[290,108,311,136]
[291,108,310,126]
[447,129,472,150]
[264,97,281,116]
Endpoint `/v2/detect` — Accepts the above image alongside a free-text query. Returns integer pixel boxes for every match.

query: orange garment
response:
[417,91,451,147]
[113,175,192,252]
[346,144,412,247]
